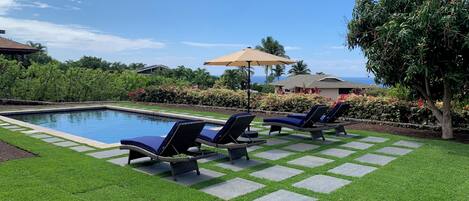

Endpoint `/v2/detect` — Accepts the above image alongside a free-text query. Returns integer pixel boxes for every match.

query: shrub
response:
[259,93,330,113]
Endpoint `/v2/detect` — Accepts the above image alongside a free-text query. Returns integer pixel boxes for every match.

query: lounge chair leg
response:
[127,150,146,165]
[169,160,199,181]
[310,130,325,141]
[269,125,282,135]
[335,125,346,135]
[228,147,248,163]
[170,165,177,181]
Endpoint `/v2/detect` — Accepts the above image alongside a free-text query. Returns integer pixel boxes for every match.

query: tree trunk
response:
[415,80,454,139]
[441,106,454,139]
[441,80,454,139]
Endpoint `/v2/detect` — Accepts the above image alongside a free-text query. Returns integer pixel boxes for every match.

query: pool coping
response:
[0,105,227,149]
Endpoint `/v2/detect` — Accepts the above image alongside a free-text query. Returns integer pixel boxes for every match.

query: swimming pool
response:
[8,109,220,144]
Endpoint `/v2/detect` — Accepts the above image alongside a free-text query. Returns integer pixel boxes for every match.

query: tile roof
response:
[271,74,375,89]
[0,37,38,54]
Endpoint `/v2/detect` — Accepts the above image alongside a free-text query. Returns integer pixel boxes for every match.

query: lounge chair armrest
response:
[236,139,266,146]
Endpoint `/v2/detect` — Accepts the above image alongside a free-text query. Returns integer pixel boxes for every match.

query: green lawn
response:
[1,102,469,201]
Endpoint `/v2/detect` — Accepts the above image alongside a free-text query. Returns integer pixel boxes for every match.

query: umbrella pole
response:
[247,61,251,132]
[247,61,251,114]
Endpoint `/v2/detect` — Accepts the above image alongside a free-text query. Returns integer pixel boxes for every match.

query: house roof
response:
[271,74,376,89]
[0,37,38,54]
[136,64,169,73]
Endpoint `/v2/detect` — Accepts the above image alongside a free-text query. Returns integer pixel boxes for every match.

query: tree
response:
[272,65,285,80]
[66,56,111,70]
[214,69,245,90]
[192,68,216,89]
[255,36,288,83]
[288,60,311,76]
[347,0,469,139]
[127,63,145,70]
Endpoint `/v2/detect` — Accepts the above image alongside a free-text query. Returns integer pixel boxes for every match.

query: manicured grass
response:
[0,128,215,201]
[1,103,469,201]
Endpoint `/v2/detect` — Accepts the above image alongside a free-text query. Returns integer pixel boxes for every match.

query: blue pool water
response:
[9,109,219,144]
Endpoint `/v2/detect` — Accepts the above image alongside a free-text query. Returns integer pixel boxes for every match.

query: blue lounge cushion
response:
[200,113,253,143]
[263,117,303,127]
[121,136,165,155]
[199,129,219,142]
[287,113,307,119]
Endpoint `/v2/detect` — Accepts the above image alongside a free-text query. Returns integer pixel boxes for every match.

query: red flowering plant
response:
[128,88,146,101]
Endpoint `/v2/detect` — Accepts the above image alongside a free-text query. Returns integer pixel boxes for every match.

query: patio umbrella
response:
[204,47,295,113]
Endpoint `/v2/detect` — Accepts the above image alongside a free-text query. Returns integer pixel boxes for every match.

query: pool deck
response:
[0,105,227,149]
[0,108,426,200]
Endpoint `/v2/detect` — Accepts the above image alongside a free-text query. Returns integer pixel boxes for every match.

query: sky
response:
[0,0,371,77]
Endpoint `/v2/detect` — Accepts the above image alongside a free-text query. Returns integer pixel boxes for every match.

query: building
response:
[271,74,375,99]
[0,36,38,55]
[136,64,169,75]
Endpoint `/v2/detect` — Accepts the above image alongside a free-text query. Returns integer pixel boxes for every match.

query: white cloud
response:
[0,0,79,14]
[330,45,346,50]
[30,1,51,9]
[0,17,165,52]
[0,0,17,15]
[181,41,246,48]
[285,46,301,51]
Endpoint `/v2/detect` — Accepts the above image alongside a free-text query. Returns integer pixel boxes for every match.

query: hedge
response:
[129,86,469,128]
[129,86,329,113]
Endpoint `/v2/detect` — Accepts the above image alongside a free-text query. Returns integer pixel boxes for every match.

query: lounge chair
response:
[263,105,330,140]
[196,113,266,163]
[120,120,216,181]
[288,102,354,135]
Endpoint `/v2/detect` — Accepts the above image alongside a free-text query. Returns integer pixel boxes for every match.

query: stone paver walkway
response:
[53,141,79,147]
[341,141,374,150]
[328,163,377,177]
[69,145,95,152]
[199,153,226,163]
[355,153,396,166]
[247,145,263,152]
[254,190,317,201]
[264,138,290,146]
[376,147,413,156]
[283,143,320,152]
[201,178,264,200]
[134,162,170,175]
[108,156,150,166]
[42,137,65,143]
[320,148,356,158]
[288,156,334,168]
[255,149,294,160]
[165,168,225,186]
[216,159,264,172]
[87,149,128,159]
[250,165,303,181]
[30,134,52,139]
[359,136,389,143]
[21,130,43,135]
[293,175,351,194]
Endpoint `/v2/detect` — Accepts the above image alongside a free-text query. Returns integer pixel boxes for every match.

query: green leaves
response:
[347,0,469,100]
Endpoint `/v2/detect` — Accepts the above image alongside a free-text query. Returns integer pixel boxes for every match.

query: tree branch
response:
[414,85,443,122]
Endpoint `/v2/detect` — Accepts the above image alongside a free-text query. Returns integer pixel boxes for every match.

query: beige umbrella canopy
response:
[204,47,295,66]
[204,47,295,113]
